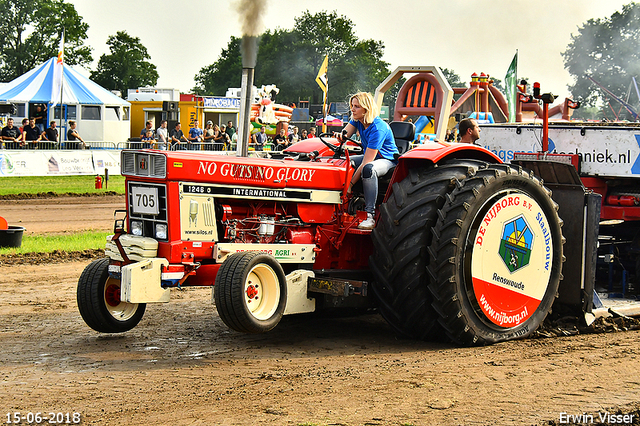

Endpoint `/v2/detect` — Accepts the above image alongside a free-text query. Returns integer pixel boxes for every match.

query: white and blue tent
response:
[0,57,130,142]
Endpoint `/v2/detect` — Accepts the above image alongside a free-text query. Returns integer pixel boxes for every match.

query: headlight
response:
[131,220,143,236]
[155,223,168,240]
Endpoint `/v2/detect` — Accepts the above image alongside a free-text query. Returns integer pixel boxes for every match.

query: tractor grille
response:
[127,182,168,242]
[121,151,166,178]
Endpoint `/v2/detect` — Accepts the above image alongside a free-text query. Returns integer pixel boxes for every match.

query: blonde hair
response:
[349,92,378,124]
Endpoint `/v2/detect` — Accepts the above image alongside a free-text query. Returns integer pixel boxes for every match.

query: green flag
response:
[505,52,518,123]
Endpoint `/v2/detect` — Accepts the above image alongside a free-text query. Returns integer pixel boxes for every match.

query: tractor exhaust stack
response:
[237,35,259,158]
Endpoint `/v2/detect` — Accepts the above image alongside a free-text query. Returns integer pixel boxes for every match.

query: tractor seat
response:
[349,121,415,205]
[389,121,415,157]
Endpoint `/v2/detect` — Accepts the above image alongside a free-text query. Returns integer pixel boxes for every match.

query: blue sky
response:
[69,0,632,101]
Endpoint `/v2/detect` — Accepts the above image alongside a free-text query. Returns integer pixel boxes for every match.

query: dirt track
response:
[1,196,640,425]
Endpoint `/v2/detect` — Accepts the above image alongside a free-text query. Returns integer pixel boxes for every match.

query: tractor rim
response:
[244,263,280,321]
[103,277,139,321]
[465,189,552,330]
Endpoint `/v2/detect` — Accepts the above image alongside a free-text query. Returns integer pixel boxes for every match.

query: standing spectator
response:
[34,104,47,132]
[171,122,186,150]
[231,130,238,150]
[43,121,58,149]
[225,120,236,140]
[300,129,308,140]
[23,117,42,149]
[66,120,86,149]
[141,130,156,149]
[44,121,59,142]
[308,126,317,138]
[288,126,299,145]
[203,121,216,150]
[213,124,225,151]
[188,119,203,150]
[140,120,155,139]
[252,126,268,151]
[273,127,287,151]
[445,128,456,142]
[156,120,168,150]
[20,118,28,135]
[220,125,231,150]
[458,118,480,144]
[1,118,22,149]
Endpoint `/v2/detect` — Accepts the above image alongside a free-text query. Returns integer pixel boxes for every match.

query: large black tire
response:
[77,258,146,333]
[370,161,485,340]
[214,252,287,333]
[427,164,565,345]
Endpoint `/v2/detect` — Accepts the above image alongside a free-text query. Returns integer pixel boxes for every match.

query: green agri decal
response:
[0,153,15,175]
[499,215,533,273]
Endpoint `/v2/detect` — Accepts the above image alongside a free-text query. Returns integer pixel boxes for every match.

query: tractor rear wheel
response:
[370,161,484,340]
[214,252,287,333]
[428,164,564,345]
[77,258,146,333]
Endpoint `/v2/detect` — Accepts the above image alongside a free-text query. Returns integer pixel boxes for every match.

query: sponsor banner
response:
[0,150,94,176]
[480,125,640,177]
[92,150,122,175]
[49,152,95,175]
[202,97,240,109]
[471,193,553,327]
[0,150,122,176]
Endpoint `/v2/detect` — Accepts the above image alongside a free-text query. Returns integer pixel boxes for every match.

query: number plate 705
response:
[131,186,159,215]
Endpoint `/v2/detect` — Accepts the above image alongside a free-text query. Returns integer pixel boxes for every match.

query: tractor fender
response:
[387,142,502,196]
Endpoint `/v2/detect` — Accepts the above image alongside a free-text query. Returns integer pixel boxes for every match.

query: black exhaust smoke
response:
[236,1,265,157]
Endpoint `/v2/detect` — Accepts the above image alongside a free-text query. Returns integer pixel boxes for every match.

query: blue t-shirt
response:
[189,127,203,141]
[349,116,398,160]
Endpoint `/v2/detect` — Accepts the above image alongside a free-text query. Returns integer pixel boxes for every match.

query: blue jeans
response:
[351,155,396,214]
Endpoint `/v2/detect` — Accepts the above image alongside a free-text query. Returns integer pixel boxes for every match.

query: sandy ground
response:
[1,196,640,426]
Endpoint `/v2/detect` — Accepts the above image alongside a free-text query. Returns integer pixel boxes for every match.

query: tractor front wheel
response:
[77,258,146,333]
[214,252,287,333]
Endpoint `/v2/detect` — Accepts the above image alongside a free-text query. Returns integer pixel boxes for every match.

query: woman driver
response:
[340,92,398,229]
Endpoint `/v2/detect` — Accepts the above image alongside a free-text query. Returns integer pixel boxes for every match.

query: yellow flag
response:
[315,55,328,93]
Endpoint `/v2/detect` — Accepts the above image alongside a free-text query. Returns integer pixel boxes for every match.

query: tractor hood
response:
[122,150,349,192]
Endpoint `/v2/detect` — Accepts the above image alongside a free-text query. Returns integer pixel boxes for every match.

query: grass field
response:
[0,231,109,254]
[0,175,126,195]
[0,175,121,253]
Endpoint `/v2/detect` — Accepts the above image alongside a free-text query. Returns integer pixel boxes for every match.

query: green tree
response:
[193,10,390,104]
[194,36,242,96]
[441,68,466,88]
[563,2,640,117]
[0,0,91,81]
[91,31,158,97]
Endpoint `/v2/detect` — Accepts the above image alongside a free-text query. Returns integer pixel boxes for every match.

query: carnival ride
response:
[248,84,293,137]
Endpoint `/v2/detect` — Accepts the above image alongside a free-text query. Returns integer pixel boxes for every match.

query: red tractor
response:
[77,66,597,345]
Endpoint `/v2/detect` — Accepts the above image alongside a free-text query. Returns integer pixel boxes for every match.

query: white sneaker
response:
[358,213,375,230]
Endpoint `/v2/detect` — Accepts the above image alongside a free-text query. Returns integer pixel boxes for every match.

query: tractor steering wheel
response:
[317,132,362,156]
